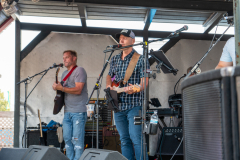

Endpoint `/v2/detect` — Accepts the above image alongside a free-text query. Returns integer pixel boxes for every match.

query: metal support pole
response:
[96,89,99,149]
[14,19,20,148]
[142,42,148,160]
[234,0,240,65]
[234,2,240,160]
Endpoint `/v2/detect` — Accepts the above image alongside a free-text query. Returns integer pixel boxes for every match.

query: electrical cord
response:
[208,17,222,51]
[170,137,184,160]
[159,129,165,160]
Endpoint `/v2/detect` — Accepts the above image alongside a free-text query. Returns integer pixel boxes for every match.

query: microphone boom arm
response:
[185,23,233,79]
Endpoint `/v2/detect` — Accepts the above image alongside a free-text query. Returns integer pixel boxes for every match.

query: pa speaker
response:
[21,145,68,160]
[79,148,127,160]
[181,67,236,160]
[231,66,240,160]
[0,148,28,160]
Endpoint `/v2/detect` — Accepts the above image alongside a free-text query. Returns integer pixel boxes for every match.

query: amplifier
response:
[85,131,103,149]
[157,127,183,159]
[102,126,121,153]
[27,130,44,147]
[27,130,64,148]
[85,107,112,131]
[46,130,64,148]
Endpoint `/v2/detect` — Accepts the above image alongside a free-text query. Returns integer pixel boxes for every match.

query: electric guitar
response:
[53,67,64,115]
[111,80,141,94]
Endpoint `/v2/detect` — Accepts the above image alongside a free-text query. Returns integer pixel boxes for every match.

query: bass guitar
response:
[53,67,64,115]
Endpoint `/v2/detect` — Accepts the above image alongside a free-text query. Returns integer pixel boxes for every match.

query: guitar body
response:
[111,80,121,87]
[53,67,64,115]
[53,90,64,115]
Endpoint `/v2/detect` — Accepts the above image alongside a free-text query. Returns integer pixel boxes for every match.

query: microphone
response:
[171,25,188,35]
[107,44,122,48]
[223,16,233,20]
[52,63,63,68]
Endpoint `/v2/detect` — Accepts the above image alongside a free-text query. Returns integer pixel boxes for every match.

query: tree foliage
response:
[0,89,10,111]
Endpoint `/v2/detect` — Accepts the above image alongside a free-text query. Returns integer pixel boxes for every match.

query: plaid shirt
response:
[108,49,150,111]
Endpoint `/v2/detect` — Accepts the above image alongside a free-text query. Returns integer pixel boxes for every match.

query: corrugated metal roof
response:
[17,0,232,26]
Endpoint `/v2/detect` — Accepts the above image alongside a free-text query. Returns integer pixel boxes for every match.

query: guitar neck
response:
[38,109,43,137]
[115,87,125,93]
[113,85,141,94]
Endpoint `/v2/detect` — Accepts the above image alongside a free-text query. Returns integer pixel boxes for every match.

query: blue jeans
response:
[114,106,148,160]
[63,112,87,160]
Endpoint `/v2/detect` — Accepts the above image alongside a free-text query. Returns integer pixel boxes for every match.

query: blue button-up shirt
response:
[108,49,150,111]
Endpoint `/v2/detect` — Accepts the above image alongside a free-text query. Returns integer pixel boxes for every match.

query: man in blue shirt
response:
[215,37,235,69]
[106,29,150,160]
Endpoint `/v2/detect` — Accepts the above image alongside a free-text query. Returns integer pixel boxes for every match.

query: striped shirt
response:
[108,49,150,111]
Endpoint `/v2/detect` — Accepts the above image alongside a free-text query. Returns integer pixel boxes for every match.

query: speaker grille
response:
[183,80,223,160]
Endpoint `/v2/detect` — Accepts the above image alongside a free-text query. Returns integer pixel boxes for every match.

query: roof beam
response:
[20,22,233,41]
[160,39,180,54]
[20,30,51,61]
[203,12,225,34]
[144,9,156,31]
[17,0,233,11]
[77,4,87,28]
[75,0,232,11]
[0,16,14,33]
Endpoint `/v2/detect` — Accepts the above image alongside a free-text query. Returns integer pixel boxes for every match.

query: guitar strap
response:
[61,65,78,85]
[123,52,140,85]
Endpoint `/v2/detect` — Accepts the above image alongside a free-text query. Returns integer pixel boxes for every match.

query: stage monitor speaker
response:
[21,145,68,160]
[79,148,127,160]
[0,148,28,160]
[181,67,235,160]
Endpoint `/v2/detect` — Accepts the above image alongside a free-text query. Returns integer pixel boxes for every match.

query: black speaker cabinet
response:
[21,145,68,160]
[231,65,240,160]
[102,126,121,153]
[181,67,237,160]
[46,130,63,147]
[0,148,28,160]
[27,130,45,147]
[79,148,127,160]
[157,127,183,160]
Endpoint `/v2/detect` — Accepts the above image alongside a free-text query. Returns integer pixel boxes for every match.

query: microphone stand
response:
[17,65,58,148]
[86,49,115,149]
[185,23,233,79]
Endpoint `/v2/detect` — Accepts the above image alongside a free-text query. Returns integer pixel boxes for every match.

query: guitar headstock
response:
[131,85,141,93]
[56,67,60,76]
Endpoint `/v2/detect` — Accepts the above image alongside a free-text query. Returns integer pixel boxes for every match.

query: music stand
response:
[104,88,119,112]
[149,50,178,75]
